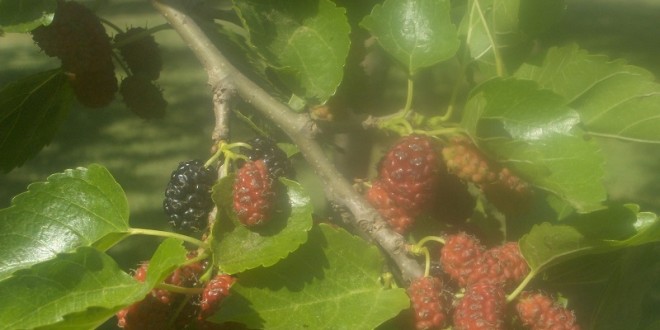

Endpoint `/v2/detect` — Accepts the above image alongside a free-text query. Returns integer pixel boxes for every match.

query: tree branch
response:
[152,0,423,281]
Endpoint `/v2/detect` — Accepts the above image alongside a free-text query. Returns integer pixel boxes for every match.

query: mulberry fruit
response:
[442,137,533,215]
[442,137,497,185]
[198,274,236,320]
[116,293,173,329]
[466,242,529,289]
[120,74,167,119]
[163,160,217,232]
[378,134,442,216]
[233,159,275,227]
[242,137,294,179]
[407,276,448,330]
[440,232,485,287]
[117,263,176,329]
[114,27,163,80]
[483,168,534,216]
[31,1,117,108]
[516,292,581,330]
[365,180,414,233]
[453,282,506,330]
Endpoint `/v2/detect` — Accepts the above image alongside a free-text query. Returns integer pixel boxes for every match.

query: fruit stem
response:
[157,283,204,295]
[438,54,467,122]
[402,77,414,117]
[474,0,506,77]
[506,270,535,302]
[128,228,207,248]
[414,127,465,137]
[168,294,193,327]
[422,247,431,278]
[198,264,216,283]
[416,235,446,250]
[111,51,132,77]
[99,17,124,34]
[205,140,227,168]
[232,108,270,137]
[111,23,172,49]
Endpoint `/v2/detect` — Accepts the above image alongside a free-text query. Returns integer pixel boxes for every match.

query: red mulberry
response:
[407,276,448,330]
[233,159,275,227]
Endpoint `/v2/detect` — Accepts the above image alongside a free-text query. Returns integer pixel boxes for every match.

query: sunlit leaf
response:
[360,0,459,74]
[520,207,660,273]
[0,164,129,280]
[213,224,409,329]
[462,78,607,212]
[0,238,187,329]
[234,0,350,104]
[516,44,660,143]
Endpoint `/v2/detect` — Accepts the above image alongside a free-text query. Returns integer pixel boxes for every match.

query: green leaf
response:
[0,69,73,173]
[519,207,660,275]
[0,247,139,330]
[0,164,129,281]
[234,0,350,104]
[212,175,313,274]
[515,44,660,143]
[590,247,656,330]
[0,238,187,330]
[213,224,409,329]
[360,0,459,74]
[462,78,607,212]
[0,0,55,33]
[459,0,565,62]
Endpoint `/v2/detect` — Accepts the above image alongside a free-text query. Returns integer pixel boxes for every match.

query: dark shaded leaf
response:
[0,69,73,172]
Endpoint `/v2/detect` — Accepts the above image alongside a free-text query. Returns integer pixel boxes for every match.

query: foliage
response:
[0,0,659,329]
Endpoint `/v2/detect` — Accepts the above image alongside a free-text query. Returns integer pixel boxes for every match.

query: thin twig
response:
[151,0,423,281]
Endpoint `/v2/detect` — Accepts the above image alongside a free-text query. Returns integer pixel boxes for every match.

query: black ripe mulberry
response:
[242,137,294,179]
[31,0,117,108]
[163,160,217,232]
[114,27,163,80]
[120,74,167,119]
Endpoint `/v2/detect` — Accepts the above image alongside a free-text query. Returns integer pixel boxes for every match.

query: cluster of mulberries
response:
[31,0,117,108]
[114,27,167,119]
[440,232,529,289]
[409,232,581,329]
[366,135,443,233]
[116,258,236,329]
[163,160,218,233]
[233,138,292,227]
[441,136,533,215]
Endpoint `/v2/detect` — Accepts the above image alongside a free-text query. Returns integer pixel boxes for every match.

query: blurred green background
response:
[1,0,660,328]
[1,0,217,269]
